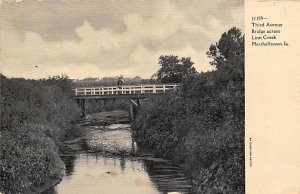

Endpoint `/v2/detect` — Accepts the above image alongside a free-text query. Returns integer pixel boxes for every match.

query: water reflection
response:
[143,160,192,194]
[44,154,160,194]
[61,155,76,176]
[120,157,126,173]
[43,125,192,194]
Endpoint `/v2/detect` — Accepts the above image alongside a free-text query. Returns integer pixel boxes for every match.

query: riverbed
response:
[42,111,193,194]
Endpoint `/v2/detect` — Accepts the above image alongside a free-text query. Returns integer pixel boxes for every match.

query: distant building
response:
[102,77,119,81]
[82,77,100,82]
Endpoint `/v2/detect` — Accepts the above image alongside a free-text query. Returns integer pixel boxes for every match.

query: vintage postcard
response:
[0,0,299,194]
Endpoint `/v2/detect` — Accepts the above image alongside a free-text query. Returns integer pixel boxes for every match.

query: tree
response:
[206,27,244,82]
[153,55,197,83]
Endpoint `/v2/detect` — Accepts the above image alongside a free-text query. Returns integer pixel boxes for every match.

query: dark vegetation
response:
[133,27,245,193]
[0,75,81,193]
[85,99,129,114]
[153,55,197,83]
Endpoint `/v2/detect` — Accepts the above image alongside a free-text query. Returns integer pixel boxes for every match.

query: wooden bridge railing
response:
[73,84,182,96]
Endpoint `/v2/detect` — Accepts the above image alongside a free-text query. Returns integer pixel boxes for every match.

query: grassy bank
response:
[133,70,245,193]
[0,74,81,193]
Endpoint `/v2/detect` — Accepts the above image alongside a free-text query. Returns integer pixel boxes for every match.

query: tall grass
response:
[0,74,81,193]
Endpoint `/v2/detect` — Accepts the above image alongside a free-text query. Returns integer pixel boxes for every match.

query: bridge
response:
[72,84,182,118]
[72,84,181,99]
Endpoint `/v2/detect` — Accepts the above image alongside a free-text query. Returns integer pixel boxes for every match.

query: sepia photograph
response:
[0,0,245,193]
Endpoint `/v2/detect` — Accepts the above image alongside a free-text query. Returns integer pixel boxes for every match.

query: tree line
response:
[154,27,244,85]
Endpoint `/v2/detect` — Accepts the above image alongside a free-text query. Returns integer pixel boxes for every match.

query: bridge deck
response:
[72,84,181,99]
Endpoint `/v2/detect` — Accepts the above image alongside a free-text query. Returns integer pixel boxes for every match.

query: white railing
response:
[74,84,182,96]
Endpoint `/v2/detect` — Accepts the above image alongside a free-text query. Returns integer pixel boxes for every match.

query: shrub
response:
[0,74,80,193]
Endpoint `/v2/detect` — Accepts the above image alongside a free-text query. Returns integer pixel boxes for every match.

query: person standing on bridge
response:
[117,75,124,85]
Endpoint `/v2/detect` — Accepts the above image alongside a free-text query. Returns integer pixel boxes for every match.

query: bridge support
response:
[77,99,86,117]
[129,103,134,121]
[129,99,140,121]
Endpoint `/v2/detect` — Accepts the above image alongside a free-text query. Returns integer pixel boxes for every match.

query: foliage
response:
[153,55,197,83]
[133,27,244,193]
[0,125,59,193]
[134,72,244,193]
[0,74,80,193]
[207,27,244,82]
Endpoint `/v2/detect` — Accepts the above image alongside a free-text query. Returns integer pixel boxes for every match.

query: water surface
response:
[43,123,192,194]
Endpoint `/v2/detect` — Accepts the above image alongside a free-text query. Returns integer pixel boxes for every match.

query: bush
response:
[0,74,80,193]
[133,70,245,193]
[0,125,59,193]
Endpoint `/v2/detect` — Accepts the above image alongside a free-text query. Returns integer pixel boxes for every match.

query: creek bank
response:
[14,135,66,194]
[133,123,244,194]
[30,158,64,194]
[132,79,245,193]
[0,75,82,194]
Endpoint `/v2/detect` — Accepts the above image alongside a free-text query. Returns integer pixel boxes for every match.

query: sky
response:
[0,0,244,79]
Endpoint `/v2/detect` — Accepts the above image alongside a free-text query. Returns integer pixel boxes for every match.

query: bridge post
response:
[129,99,141,121]
[80,99,86,117]
[129,102,134,121]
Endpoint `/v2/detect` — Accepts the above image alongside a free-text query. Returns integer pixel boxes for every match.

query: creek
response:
[42,111,192,194]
